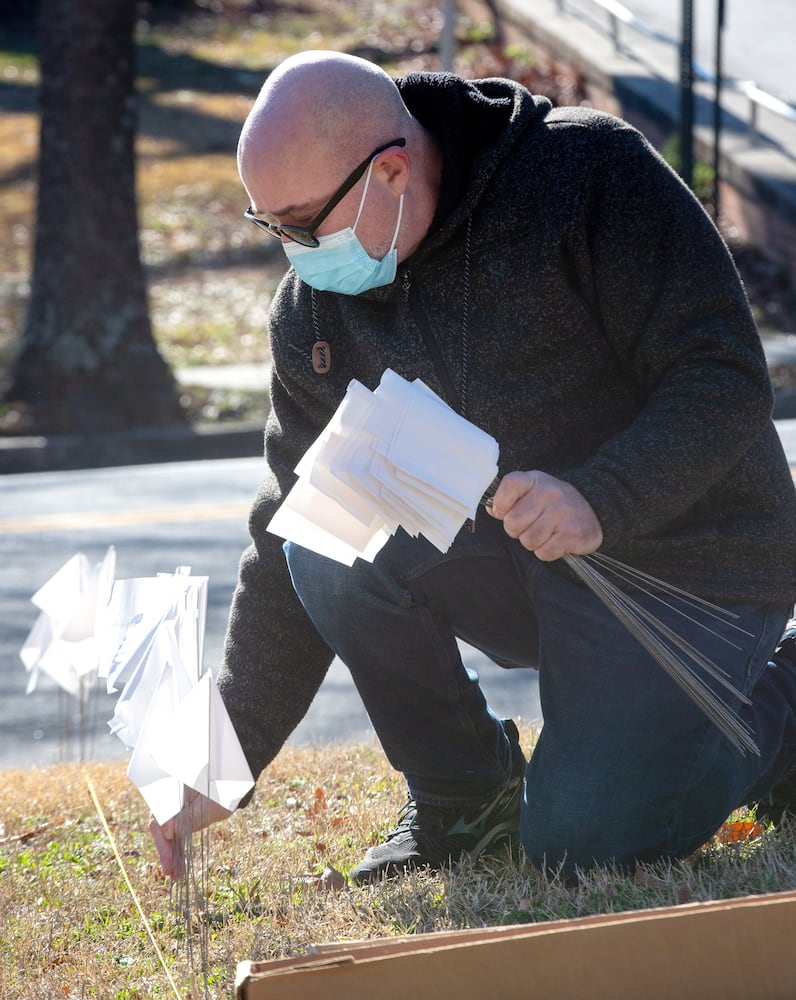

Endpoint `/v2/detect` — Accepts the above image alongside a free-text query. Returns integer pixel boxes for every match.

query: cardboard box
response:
[235,889,796,999]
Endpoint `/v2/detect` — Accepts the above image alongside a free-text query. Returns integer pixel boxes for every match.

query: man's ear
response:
[374,148,410,196]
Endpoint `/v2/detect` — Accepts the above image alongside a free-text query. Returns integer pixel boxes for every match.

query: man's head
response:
[238,51,441,281]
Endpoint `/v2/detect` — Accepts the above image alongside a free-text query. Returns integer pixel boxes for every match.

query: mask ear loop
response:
[352,160,404,252]
[352,161,374,232]
[388,195,404,253]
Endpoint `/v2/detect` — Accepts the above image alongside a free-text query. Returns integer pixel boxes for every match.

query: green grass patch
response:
[2,735,795,998]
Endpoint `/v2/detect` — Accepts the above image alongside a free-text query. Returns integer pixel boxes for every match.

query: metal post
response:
[609,13,620,53]
[711,0,725,220]
[679,0,695,189]
[748,97,758,142]
[440,0,456,72]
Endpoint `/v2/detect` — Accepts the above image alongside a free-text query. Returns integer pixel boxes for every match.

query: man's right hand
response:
[149,791,233,879]
[487,470,603,561]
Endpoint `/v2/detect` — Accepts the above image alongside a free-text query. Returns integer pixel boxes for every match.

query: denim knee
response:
[519,791,627,875]
[519,770,730,877]
[285,540,411,627]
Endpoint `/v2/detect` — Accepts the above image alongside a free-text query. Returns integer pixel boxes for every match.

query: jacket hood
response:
[396,73,552,235]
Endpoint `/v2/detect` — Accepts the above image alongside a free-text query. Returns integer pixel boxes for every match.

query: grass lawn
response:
[2,726,796,999]
[1,4,796,997]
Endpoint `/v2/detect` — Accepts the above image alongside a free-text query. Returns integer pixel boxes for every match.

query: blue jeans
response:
[285,515,794,873]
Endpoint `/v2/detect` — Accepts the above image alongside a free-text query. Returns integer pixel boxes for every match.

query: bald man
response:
[150,51,796,883]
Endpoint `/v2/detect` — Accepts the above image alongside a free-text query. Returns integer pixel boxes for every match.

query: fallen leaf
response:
[296,866,347,893]
[712,819,764,845]
[319,866,346,892]
[0,821,58,844]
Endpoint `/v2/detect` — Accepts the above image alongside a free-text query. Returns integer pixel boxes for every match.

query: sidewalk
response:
[499,0,796,285]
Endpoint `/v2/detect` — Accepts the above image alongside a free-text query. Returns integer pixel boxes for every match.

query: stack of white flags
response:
[20,546,116,699]
[20,559,254,825]
[268,367,759,755]
[268,369,500,565]
[100,566,254,825]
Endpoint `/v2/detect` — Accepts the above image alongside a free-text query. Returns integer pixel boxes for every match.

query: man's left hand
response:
[149,791,232,880]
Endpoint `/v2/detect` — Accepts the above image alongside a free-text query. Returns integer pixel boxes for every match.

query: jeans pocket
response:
[392,516,508,588]
[739,604,792,697]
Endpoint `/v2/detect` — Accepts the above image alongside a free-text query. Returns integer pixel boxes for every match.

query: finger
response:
[527,529,568,562]
[149,814,184,880]
[514,510,557,554]
[148,813,170,846]
[488,471,538,520]
[521,507,603,559]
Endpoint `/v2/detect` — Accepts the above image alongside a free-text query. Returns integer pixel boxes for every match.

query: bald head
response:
[238,51,413,193]
[238,51,442,265]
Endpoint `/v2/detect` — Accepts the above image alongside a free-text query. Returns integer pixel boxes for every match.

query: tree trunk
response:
[5,0,185,434]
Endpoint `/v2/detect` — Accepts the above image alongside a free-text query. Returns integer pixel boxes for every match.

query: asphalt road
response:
[618,0,796,104]
[0,457,541,772]
[548,0,796,154]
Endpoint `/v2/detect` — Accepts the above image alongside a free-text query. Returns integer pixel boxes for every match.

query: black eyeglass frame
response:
[244,138,407,248]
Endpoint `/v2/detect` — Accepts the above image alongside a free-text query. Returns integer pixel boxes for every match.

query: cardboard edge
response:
[235,889,796,999]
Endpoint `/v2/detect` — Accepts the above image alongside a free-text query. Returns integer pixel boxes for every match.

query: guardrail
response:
[554,0,796,141]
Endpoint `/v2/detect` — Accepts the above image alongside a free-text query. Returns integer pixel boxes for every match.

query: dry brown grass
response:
[0,741,403,998]
[2,723,796,999]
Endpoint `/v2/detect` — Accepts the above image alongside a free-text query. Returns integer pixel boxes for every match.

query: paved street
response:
[556,0,795,105]
[615,0,796,105]
[532,0,796,155]
[0,457,541,771]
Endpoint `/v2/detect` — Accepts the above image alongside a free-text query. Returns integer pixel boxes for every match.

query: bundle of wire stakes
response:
[560,552,758,755]
[480,482,759,755]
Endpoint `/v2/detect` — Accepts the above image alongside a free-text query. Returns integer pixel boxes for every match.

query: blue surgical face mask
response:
[283,161,404,295]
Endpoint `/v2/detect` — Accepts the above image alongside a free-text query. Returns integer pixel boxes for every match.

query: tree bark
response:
[5,0,185,434]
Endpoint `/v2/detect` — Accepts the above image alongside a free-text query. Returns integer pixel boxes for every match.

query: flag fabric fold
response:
[268,369,500,564]
[20,559,254,824]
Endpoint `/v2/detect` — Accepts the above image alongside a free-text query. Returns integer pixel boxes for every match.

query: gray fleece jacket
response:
[218,73,796,783]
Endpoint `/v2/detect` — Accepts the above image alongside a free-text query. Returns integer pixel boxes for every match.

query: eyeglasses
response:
[244,138,406,248]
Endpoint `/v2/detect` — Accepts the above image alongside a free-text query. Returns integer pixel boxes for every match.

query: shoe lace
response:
[385,796,458,841]
[384,797,421,841]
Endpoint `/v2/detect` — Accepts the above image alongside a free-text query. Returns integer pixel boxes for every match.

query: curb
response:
[497,0,796,283]
[0,421,265,475]
[2,411,794,476]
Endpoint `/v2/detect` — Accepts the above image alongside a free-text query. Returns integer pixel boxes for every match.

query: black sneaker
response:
[756,621,796,825]
[350,719,526,884]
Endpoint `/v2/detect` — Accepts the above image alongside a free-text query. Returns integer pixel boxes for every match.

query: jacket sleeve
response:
[559,123,774,547]
[216,352,335,787]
